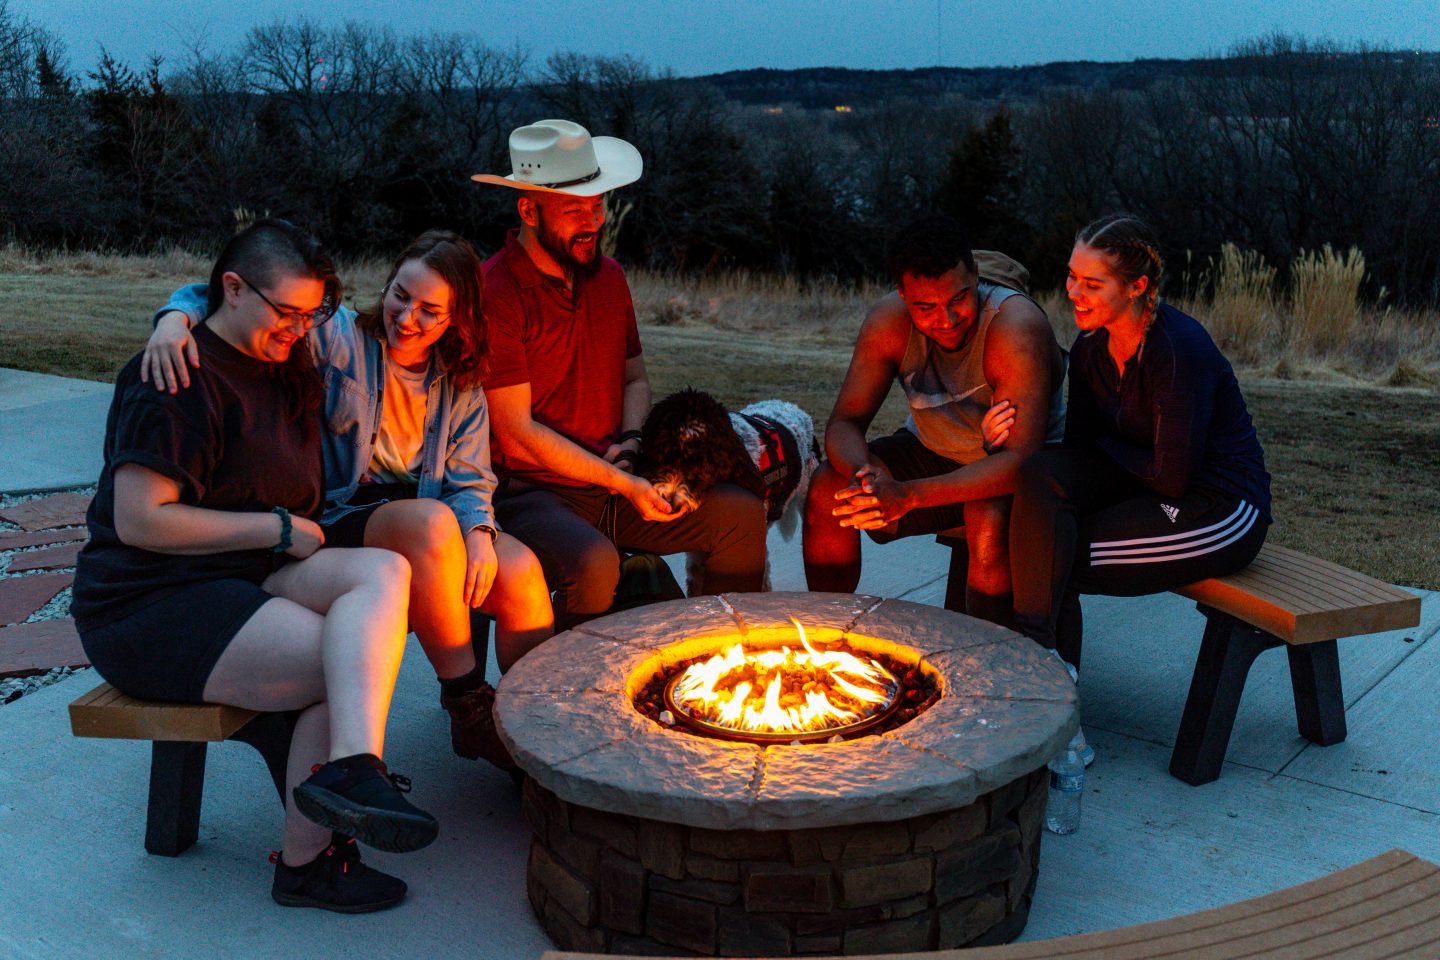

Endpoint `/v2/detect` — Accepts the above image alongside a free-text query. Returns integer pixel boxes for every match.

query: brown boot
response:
[439,681,518,772]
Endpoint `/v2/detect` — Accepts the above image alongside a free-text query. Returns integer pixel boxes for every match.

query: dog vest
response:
[737,412,810,524]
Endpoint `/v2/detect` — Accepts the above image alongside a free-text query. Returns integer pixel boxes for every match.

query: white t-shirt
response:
[367,358,429,485]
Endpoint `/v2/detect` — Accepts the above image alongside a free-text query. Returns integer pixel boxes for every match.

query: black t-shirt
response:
[71,323,323,629]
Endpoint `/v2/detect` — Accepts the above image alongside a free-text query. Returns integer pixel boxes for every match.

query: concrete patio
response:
[2,369,1437,959]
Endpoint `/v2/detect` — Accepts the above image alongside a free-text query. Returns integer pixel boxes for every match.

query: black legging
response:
[1011,447,1268,661]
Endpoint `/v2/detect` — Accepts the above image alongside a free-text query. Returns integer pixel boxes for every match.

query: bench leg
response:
[943,541,969,613]
[1287,640,1347,746]
[146,741,207,857]
[229,711,298,805]
[1169,607,1280,786]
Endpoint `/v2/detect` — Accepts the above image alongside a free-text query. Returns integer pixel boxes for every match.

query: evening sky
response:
[15,0,1440,77]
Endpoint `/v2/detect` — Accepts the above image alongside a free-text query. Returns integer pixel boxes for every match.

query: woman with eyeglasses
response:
[143,230,553,774]
[73,219,438,912]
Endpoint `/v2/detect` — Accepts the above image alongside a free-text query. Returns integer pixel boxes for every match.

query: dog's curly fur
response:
[638,388,818,591]
[639,388,761,516]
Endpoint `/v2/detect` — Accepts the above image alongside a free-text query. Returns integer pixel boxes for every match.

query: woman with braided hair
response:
[994,213,1271,679]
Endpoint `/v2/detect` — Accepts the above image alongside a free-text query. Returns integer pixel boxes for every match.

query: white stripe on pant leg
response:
[1088,501,1247,549]
[1089,508,1258,566]
[1088,503,1249,555]
[1090,503,1255,561]
[1090,503,1257,559]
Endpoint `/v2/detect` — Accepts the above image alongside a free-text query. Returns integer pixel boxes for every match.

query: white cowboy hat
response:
[471,119,642,196]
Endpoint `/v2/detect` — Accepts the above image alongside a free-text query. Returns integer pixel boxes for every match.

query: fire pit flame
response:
[664,619,900,743]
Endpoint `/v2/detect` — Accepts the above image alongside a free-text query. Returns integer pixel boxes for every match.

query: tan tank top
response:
[900,282,1065,465]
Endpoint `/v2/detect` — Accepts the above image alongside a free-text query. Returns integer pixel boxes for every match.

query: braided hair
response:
[1075,213,1165,312]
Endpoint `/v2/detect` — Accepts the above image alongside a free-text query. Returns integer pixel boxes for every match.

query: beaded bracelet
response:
[270,506,293,553]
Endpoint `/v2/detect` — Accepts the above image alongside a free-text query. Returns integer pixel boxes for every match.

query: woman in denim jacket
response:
[144,230,552,771]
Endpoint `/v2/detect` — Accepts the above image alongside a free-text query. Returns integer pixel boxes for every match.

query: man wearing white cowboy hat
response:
[477,119,767,630]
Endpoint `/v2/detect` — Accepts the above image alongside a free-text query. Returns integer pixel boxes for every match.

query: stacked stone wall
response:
[523,768,1046,956]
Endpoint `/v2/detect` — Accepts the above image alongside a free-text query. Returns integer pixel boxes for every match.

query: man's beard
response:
[536,217,603,278]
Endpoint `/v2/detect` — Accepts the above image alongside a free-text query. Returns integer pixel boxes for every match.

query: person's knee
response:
[557,537,620,612]
[397,499,463,557]
[499,544,550,604]
[965,500,1011,583]
[805,462,847,521]
[699,485,766,561]
[350,546,412,599]
[709,484,765,531]
[1016,450,1065,503]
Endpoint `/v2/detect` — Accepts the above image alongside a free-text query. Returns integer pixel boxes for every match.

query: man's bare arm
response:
[619,353,650,434]
[824,294,909,477]
[486,381,681,521]
[903,298,1059,507]
[603,353,651,472]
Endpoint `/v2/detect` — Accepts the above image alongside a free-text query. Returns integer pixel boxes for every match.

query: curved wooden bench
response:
[69,682,293,856]
[540,848,1440,959]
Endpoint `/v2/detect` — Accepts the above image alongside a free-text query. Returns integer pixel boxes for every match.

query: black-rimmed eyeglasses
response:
[239,274,337,330]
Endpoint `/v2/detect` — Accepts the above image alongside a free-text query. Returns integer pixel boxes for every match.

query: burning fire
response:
[666,619,899,739]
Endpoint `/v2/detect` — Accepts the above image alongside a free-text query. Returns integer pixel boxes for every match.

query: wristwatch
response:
[473,523,498,543]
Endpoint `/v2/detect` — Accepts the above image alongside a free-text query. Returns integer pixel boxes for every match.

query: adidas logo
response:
[1161,504,1180,523]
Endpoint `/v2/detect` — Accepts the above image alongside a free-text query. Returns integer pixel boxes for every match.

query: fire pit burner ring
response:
[659,621,904,744]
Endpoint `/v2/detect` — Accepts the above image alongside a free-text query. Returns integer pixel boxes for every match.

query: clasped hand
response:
[831,463,911,530]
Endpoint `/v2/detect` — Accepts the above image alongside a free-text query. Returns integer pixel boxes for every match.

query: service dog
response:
[638,388,819,590]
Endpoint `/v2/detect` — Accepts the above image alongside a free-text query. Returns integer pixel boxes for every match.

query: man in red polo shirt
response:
[474,120,766,630]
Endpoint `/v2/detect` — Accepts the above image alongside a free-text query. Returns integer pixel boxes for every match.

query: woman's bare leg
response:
[363,499,476,681]
[260,547,411,756]
[480,532,554,672]
[203,547,411,860]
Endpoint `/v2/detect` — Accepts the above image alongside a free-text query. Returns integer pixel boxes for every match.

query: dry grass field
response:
[2,247,1436,589]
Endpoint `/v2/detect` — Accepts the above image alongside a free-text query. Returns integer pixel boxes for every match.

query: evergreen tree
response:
[935,105,1029,254]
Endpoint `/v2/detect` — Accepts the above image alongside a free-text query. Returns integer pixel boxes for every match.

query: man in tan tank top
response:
[802,216,1065,627]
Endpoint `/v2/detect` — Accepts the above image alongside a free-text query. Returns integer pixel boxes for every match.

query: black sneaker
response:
[271,834,406,913]
[292,754,439,853]
[440,681,519,772]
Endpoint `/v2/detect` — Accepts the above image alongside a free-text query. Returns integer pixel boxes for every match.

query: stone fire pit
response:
[496,592,1077,956]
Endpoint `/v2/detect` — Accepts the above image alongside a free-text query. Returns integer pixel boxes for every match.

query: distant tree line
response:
[2,5,1438,306]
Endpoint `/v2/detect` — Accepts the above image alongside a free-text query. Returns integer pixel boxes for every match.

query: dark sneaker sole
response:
[272,887,406,914]
[291,785,439,854]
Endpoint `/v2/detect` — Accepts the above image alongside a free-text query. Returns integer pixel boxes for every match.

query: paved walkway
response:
[2,369,1437,959]
[0,368,110,494]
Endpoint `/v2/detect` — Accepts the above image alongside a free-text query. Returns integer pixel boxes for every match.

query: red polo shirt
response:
[483,230,643,486]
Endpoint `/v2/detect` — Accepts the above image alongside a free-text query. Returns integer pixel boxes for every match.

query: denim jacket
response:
[157,285,497,534]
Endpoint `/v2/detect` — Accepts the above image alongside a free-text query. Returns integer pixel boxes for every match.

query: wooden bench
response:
[67,608,497,856]
[539,848,1440,959]
[68,682,294,856]
[936,535,1421,785]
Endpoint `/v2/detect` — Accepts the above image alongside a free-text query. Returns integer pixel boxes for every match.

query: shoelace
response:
[306,760,412,793]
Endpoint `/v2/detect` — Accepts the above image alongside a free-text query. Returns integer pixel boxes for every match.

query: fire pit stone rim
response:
[496,592,1077,831]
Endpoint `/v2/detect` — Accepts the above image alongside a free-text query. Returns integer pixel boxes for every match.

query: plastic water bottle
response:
[1045,747,1084,835]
